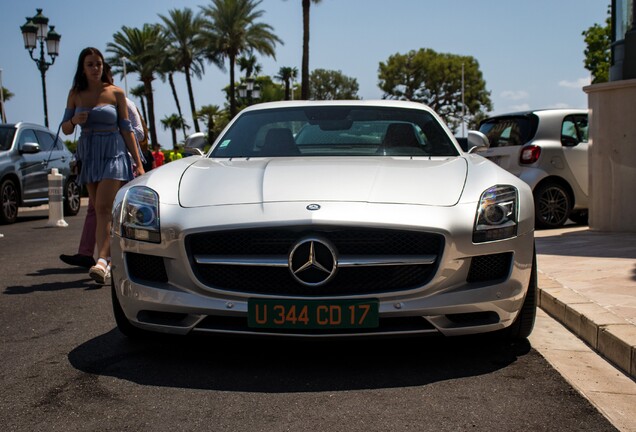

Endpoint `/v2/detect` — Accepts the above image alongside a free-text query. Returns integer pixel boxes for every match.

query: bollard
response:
[47,168,68,228]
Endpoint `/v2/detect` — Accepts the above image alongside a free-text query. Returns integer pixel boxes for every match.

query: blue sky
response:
[0,0,608,147]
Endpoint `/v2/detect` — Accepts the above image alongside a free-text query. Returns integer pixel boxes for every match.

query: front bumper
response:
[111,201,535,338]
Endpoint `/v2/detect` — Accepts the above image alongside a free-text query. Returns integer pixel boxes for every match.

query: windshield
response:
[0,126,16,152]
[210,106,459,158]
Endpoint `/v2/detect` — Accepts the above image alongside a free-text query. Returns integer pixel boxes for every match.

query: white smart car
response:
[478,109,589,228]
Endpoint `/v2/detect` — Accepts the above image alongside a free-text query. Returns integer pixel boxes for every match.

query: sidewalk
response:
[535,225,636,381]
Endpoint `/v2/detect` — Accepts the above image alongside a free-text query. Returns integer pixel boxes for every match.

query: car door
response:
[561,114,589,196]
[17,128,48,202]
[35,129,69,178]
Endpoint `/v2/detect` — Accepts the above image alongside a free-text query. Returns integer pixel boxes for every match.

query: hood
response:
[179,157,467,207]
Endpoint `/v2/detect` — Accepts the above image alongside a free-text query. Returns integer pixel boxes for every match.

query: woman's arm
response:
[61,90,77,135]
[114,87,145,176]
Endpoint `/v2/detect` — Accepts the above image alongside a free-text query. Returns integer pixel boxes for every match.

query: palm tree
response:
[237,53,262,79]
[200,0,283,117]
[1,86,14,123]
[275,66,298,100]
[159,8,213,133]
[195,104,225,146]
[107,24,167,146]
[130,84,148,124]
[161,114,190,147]
[301,0,322,99]
[156,50,188,139]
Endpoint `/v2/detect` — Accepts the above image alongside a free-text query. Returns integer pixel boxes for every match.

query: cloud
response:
[547,102,571,109]
[501,90,529,100]
[509,103,531,111]
[558,77,591,89]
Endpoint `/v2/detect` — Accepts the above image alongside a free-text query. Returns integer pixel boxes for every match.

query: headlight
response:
[116,186,161,243]
[473,185,518,243]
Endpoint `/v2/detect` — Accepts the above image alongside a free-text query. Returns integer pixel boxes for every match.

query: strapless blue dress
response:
[63,104,134,185]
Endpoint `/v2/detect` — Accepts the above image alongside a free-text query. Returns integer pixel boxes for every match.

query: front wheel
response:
[504,249,538,340]
[534,181,572,229]
[111,278,148,339]
[0,179,19,225]
[64,178,81,217]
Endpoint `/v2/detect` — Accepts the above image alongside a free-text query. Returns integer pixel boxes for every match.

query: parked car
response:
[110,100,537,341]
[478,109,589,228]
[0,122,81,224]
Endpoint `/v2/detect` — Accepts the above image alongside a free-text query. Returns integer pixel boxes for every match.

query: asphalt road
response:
[0,206,618,432]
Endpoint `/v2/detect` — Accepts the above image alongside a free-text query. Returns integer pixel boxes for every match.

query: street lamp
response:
[20,9,61,128]
[238,77,261,102]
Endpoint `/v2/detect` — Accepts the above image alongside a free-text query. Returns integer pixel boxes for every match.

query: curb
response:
[538,271,636,381]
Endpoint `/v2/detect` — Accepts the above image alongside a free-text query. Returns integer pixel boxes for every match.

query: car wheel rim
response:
[538,187,568,225]
[2,183,18,220]
[67,181,81,212]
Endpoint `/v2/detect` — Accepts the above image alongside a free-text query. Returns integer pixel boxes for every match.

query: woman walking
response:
[61,47,144,284]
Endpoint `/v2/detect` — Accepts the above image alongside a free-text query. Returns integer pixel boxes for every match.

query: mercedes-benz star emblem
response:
[306,204,321,211]
[288,237,337,286]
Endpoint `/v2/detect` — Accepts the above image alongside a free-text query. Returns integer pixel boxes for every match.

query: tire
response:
[534,181,572,229]
[0,178,19,225]
[63,178,81,217]
[111,278,148,339]
[569,209,588,226]
[505,249,538,340]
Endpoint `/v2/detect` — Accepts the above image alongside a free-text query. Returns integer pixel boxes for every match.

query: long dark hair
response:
[71,47,113,92]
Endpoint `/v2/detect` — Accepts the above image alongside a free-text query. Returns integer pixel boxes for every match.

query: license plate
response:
[248,299,379,329]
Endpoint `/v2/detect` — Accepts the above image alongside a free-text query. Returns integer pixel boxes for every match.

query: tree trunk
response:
[144,79,158,147]
[171,127,177,147]
[229,54,237,117]
[185,65,200,133]
[301,0,310,100]
[168,73,187,140]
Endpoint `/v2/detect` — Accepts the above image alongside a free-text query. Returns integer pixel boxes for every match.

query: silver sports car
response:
[110,100,536,340]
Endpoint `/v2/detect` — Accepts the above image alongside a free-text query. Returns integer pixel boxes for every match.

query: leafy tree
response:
[309,69,360,100]
[378,48,492,130]
[130,84,148,124]
[275,66,298,100]
[159,8,211,132]
[161,113,190,147]
[200,0,283,117]
[107,24,167,146]
[582,7,611,84]
[1,87,14,123]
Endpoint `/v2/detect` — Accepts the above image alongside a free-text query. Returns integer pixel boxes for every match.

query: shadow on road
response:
[68,330,532,393]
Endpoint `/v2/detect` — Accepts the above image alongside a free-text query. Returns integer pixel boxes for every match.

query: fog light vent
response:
[467,252,512,283]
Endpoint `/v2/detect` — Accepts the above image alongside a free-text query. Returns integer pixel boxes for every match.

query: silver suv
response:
[0,122,81,224]
[478,109,588,228]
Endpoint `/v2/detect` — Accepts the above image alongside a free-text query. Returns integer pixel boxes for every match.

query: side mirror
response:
[20,142,40,154]
[184,132,207,156]
[466,130,490,153]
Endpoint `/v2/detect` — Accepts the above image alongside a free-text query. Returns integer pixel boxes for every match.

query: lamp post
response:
[20,9,61,128]
[238,77,261,104]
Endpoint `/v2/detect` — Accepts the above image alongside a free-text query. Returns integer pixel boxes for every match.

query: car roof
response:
[483,108,588,119]
[240,99,437,113]
[0,122,52,131]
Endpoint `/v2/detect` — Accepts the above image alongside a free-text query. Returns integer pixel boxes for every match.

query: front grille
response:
[466,252,512,283]
[126,252,168,283]
[186,226,444,296]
